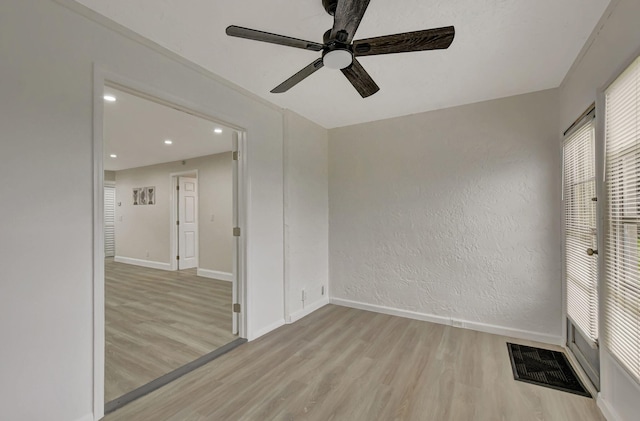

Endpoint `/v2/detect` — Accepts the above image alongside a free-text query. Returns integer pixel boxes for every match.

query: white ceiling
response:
[79,0,610,128]
[104,87,234,171]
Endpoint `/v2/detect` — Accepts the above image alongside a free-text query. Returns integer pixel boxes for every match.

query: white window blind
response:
[563,119,598,344]
[605,55,640,383]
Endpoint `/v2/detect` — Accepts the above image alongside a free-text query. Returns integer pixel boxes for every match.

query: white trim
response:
[330,297,452,326]
[248,319,286,342]
[197,268,233,282]
[114,256,172,271]
[597,394,622,421]
[287,297,330,324]
[330,298,564,346]
[92,65,106,421]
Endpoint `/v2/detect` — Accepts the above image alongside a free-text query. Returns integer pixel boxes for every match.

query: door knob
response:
[587,248,598,256]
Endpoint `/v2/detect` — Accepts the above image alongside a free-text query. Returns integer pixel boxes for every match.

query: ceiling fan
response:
[226,0,455,98]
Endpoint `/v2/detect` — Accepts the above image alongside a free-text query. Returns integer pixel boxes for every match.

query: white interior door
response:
[178,177,198,270]
[104,185,116,258]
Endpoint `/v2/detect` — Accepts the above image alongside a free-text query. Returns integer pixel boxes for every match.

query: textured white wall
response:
[560,1,640,420]
[114,153,233,273]
[329,89,562,341]
[0,1,283,420]
[284,111,329,322]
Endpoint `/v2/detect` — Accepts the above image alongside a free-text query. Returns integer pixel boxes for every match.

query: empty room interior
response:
[2,1,640,421]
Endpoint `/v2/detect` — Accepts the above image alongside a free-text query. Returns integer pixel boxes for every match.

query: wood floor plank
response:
[105,258,236,402]
[104,305,605,421]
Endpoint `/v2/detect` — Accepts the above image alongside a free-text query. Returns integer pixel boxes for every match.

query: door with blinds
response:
[104,185,116,258]
[563,110,600,388]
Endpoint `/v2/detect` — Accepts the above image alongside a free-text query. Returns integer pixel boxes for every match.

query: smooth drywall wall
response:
[104,170,116,182]
[284,110,329,321]
[115,153,232,274]
[329,89,561,342]
[0,1,284,420]
[560,1,640,420]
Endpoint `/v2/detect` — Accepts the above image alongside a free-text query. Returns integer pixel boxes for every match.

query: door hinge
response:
[176,185,180,191]
[233,227,241,237]
[176,220,180,226]
[176,255,180,260]
[233,303,241,313]
[232,151,239,161]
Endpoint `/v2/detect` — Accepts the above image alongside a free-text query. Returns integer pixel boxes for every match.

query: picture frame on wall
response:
[132,188,141,205]
[145,187,155,205]
[139,187,147,205]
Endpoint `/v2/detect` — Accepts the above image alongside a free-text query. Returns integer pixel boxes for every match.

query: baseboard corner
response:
[288,297,330,324]
[248,319,286,341]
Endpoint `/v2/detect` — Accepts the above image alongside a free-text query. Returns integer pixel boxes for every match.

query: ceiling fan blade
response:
[226,25,324,52]
[271,58,325,93]
[341,58,379,98]
[330,0,371,43]
[353,26,455,57]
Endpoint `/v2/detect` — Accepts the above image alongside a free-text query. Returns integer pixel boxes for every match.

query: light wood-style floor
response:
[104,304,605,421]
[105,258,236,402]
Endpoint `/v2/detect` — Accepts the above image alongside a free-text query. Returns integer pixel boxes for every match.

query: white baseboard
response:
[114,256,172,271]
[330,297,451,325]
[330,297,563,346]
[197,268,233,282]
[248,319,285,341]
[597,394,622,421]
[287,297,329,324]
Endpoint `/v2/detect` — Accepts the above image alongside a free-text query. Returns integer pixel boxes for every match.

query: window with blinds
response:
[605,55,640,383]
[563,119,598,344]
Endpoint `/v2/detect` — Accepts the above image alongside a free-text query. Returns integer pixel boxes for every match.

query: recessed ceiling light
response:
[214,128,223,134]
[164,139,173,145]
[104,95,116,102]
[110,154,117,158]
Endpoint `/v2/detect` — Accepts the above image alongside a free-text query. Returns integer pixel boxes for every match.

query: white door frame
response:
[169,170,199,271]
[92,67,249,420]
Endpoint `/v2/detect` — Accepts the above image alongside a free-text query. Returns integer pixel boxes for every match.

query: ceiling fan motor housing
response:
[322,0,338,16]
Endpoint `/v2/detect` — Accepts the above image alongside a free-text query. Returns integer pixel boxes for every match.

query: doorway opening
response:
[95,79,248,415]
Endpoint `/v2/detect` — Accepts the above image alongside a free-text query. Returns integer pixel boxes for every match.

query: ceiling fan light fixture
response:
[322,49,353,70]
